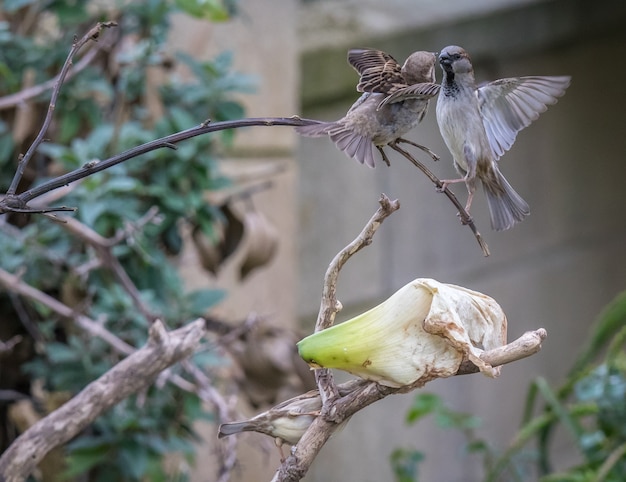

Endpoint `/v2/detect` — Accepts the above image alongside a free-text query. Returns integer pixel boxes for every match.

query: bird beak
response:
[439,52,452,66]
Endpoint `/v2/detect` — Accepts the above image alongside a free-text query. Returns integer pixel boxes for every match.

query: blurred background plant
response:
[391,291,626,482]
[0,0,257,479]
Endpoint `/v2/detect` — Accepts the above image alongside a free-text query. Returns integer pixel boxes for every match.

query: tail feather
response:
[217,421,255,438]
[483,168,530,231]
[295,122,336,137]
[296,122,377,168]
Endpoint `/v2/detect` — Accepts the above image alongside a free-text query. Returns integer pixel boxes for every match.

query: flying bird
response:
[297,48,440,168]
[435,45,571,231]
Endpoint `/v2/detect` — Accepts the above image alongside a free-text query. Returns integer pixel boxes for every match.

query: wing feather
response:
[347,49,406,94]
[477,75,571,159]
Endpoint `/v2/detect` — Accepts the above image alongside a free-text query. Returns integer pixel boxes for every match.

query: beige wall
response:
[170,0,626,480]
[298,1,626,481]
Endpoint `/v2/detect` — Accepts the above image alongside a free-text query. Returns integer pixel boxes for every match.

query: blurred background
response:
[1,0,625,481]
[188,0,626,480]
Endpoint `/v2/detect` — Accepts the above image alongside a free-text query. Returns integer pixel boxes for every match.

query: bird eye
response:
[452,53,461,60]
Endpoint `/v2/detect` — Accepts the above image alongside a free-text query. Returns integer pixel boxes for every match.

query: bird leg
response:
[275,437,287,462]
[438,177,466,192]
[376,146,392,166]
[438,177,476,218]
[394,138,440,161]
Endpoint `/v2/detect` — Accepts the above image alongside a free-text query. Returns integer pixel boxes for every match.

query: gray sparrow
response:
[218,390,322,457]
[297,48,440,167]
[436,45,571,231]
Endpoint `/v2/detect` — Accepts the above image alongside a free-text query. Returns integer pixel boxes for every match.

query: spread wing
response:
[477,75,571,159]
[347,49,406,94]
[376,82,441,109]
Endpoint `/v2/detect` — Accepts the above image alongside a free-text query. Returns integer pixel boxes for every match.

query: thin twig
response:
[0,41,107,111]
[56,215,159,322]
[5,21,118,197]
[388,142,490,257]
[271,195,401,482]
[314,194,400,404]
[0,267,134,355]
[0,335,23,355]
[182,361,239,482]
[0,116,320,215]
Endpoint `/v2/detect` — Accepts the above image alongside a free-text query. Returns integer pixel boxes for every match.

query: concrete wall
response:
[297,0,626,481]
[170,0,626,480]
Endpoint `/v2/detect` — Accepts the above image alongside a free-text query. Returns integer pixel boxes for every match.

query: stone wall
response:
[171,0,626,480]
[298,0,626,481]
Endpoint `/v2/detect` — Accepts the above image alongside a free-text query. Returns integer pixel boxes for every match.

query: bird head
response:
[439,46,473,75]
[402,51,437,84]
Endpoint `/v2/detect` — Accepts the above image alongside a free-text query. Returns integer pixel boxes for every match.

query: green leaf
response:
[64,446,111,478]
[175,0,235,21]
[186,288,226,315]
[406,393,441,423]
[46,342,81,363]
[390,447,424,482]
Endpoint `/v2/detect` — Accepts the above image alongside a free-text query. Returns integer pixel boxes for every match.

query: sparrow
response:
[435,45,571,231]
[296,48,441,168]
[218,390,322,458]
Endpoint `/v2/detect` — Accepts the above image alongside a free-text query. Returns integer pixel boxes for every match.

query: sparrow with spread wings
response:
[296,49,440,168]
[436,45,571,231]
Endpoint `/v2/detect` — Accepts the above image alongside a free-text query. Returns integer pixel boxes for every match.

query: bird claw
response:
[456,211,473,225]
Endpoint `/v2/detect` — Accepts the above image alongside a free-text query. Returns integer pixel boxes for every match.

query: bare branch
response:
[388,141,490,257]
[314,194,400,404]
[0,319,206,481]
[0,335,23,354]
[58,215,159,322]
[0,39,108,111]
[5,21,118,197]
[0,116,321,215]
[0,267,134,355]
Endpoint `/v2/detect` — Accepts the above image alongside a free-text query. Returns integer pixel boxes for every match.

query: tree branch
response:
[0,116,321,215]
[313,194,400,404]
[388,142,490,257]
[0,319,206,481]
[5,21,118,197]
[0,38,108,111]
[269,194,544,481]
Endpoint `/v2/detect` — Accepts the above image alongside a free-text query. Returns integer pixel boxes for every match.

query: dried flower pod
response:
[298,278,507,388]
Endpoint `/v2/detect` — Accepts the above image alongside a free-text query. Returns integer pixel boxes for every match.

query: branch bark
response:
[5,21,118,197]
[313,194,400,404]
[0,319,206,482]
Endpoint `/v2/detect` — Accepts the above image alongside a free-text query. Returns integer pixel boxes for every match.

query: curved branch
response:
[5,21,118,197]
[313,194,400,403]
[0,40,107,111]
[0,116,321,214]
[0,319,206,481]
[388,142,490,257]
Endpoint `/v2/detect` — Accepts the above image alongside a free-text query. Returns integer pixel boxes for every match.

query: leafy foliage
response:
[0,0,252,479]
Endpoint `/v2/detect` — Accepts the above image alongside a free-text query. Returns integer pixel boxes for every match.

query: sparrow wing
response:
[376,82,441,109]
[347,49,406,94]
[477,76,571,159]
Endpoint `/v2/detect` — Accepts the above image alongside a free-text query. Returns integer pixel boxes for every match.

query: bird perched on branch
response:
[435,45,571,231]
[296,48,441,167]
[218,390,322,459]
